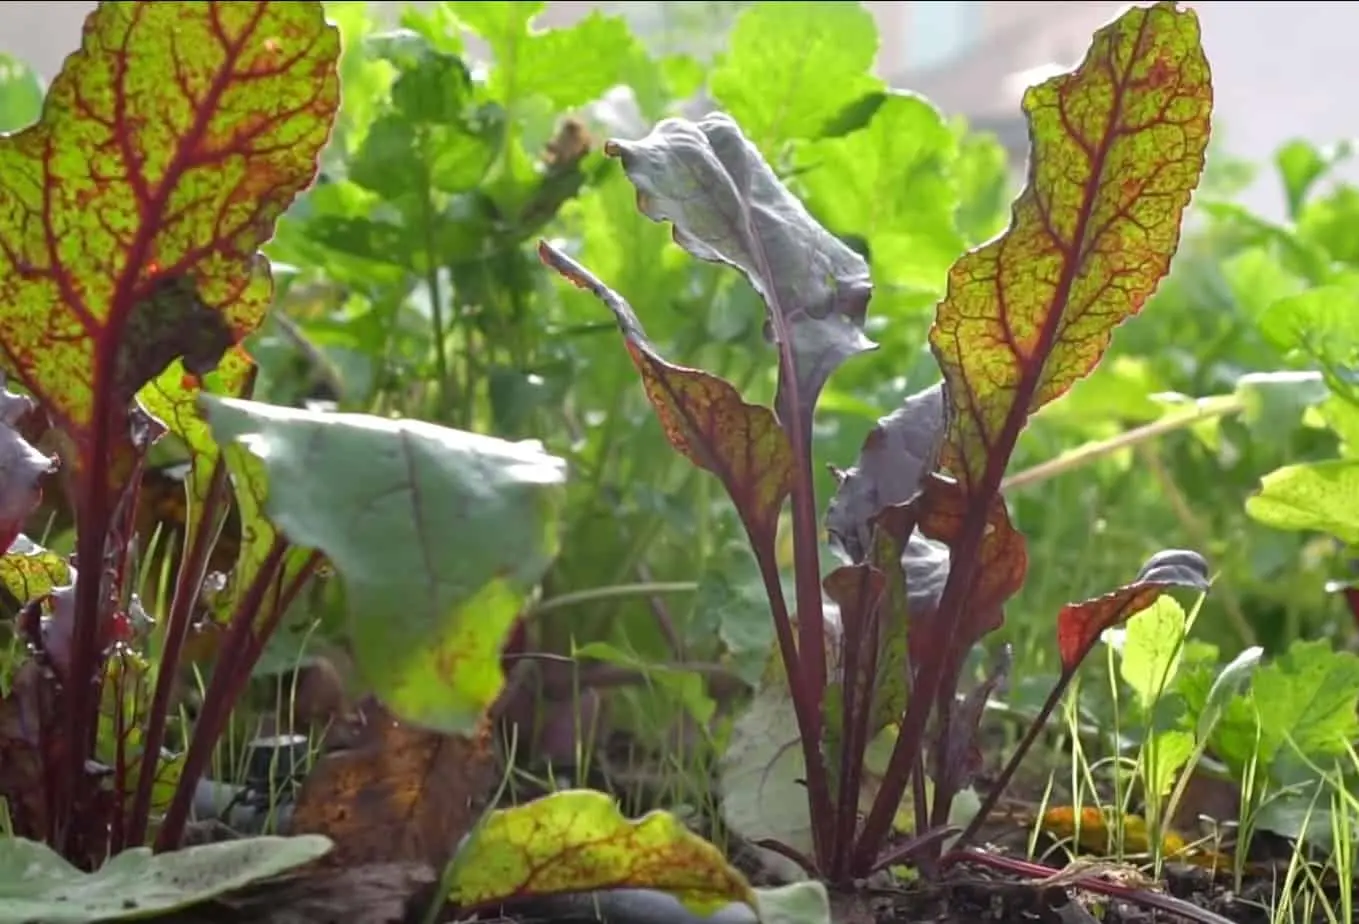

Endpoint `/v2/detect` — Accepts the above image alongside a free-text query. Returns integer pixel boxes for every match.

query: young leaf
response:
[1057,550,1210,672]
[604,113,876,428]
[0,834,333,924]
[929,1,1211,495]
[1118,596,1189,711]
[539,242,793,552]
[448,790,755,916]
[202,396,567,734]
[0,2,339,472]
[0,54,42,133]
[825,383,947,563]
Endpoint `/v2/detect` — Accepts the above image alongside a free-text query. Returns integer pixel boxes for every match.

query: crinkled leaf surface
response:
[0,2,339,462]
[541,242,792,551]
[449,790,754,916]
[606,113,875,426]
[0,834,332,924]
[929,1,1211,494]
[709,2,880,155]
[203,396,566,734]
[1057,550,1210,672]
[1246,459,1359,544]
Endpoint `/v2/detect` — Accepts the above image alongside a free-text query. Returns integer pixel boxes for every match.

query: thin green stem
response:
[526,582,698,618]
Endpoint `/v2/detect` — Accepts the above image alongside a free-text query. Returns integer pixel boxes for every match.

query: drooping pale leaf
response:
[604,114,876,430]
[710,1,880,155]
[796,94,963,294]
[754,882,831,924]
[826,383,947,562]
[0,834,332,924]
[0,54,42,133]
[0,422,55,554]
[203,396,567,734]
[0,535,70,609]
[1057,550,1210,673]
[1118,596,1189,711]
[0,3,339,472]
[719,681,815,856]
[448,790,754,916]
[1246,459,1359,544]
[540,242,792,553]
[929,1,1211,495]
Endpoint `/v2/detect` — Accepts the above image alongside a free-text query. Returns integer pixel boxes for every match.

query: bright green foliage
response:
[203,396,567,734]
[0,836,332,924]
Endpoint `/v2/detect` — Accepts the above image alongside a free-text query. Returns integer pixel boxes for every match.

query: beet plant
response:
[542,0,1214,885]
[0,0,567,882]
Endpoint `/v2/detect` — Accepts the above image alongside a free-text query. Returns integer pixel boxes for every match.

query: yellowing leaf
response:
[449,790,754,916]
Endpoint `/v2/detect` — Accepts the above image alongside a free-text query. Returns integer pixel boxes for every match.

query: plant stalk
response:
[125,458,231,848]
[154,538,290,852]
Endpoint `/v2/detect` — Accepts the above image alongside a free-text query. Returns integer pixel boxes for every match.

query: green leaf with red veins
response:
[0,535,70,609]
[928,1,1211,496]
[604,113,875,430]
[1056,549,1210,672]
[539,242,793,555]
[139,347,255,548]
[0,1,339,482]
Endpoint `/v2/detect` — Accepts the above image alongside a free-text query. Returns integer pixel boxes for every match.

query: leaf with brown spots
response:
[449,789,756,916]
[539,241,793,554]
[291,698,498,871]
[1056,549,1210,671]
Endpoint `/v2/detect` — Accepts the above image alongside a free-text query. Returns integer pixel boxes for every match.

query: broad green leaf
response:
[0,54,42,133]
[0,834,332,924]
[930,2,1211,495]
[448,790,754,916]
[797,94,963,294]
[0,3,339,462]
[1212,640,1359,777]
[599,113,875,429]
[710,2,880,155]
[1275,138,1350,220]
[1118,596,1188,711]
[1220,247,1304,320]
[202,397,567,734]
[1258,285,1359,367]
[1246,459,1359,544]
[718,680,816,855]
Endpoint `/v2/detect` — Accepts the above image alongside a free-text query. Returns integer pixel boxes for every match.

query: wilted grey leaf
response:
[606,113,875,427]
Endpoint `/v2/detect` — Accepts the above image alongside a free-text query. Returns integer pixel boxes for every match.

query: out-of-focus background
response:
[5,0,1358,219]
